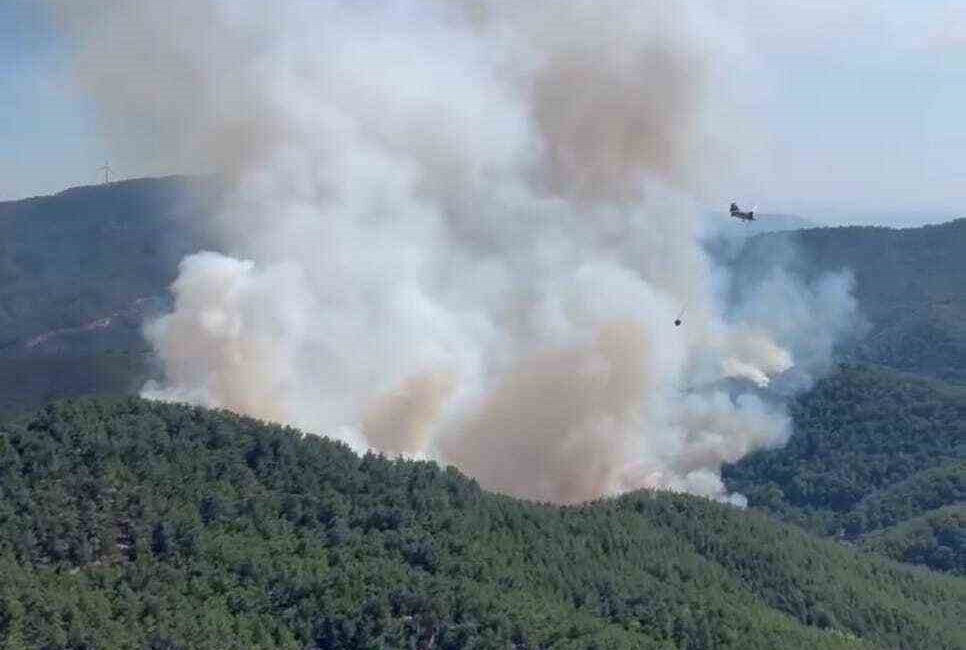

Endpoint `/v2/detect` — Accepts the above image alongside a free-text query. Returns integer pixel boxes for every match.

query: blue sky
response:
[2,0,963,226]
[1,0,107,199]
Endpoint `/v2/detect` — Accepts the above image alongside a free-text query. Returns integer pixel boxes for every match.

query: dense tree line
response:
[724,365,966,574]
[860,506,966,575]
[1,398,964,649]
[849,463,966,534]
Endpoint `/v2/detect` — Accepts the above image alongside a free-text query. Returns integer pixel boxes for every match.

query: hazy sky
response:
[1,0,963,226]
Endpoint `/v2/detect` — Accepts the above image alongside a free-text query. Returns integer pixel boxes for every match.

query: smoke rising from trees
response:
[49,0,858,503]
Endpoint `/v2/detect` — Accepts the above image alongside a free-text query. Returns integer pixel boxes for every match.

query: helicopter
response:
[729,202,756,222]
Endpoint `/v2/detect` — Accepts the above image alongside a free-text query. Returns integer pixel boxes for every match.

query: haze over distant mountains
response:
[729,219,966,383]
[5,176,962,399]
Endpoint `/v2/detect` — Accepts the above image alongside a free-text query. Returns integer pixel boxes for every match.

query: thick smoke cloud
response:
[52,0,858,504]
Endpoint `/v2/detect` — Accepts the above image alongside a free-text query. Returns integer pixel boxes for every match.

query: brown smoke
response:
[52,0,857,506]
[534,46,704,202]
[362,371,456,455]
[441,322,652,503]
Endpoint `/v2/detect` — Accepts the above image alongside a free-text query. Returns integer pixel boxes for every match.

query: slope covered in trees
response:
[723,366,966,573]
[731,219,966,383]
[0,177,218,416]
[859,506,966,575]
[1,398,964,649]
[0,177,217,350]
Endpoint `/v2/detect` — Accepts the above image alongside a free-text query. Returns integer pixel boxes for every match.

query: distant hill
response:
[0,176,218,352]
[730,220,966,383]
[2,179,963,413]
[723,365,966,574]
[722,222,966,574]
[0,177,219,415]
[1,397,963,649]
[859,505,966,575]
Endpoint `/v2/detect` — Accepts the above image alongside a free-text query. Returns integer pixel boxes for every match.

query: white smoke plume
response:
[51,0,858,504]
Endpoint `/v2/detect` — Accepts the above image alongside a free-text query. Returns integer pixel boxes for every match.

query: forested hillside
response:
[731,219,966,383]
[0,176,216,349]
[2,398,964,649]
[723,366,966,573]
[723,222,966,575]
[0,177,217,416]
[860,506,966,575]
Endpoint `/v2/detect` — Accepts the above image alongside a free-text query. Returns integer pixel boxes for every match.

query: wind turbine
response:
[97,162,115,184]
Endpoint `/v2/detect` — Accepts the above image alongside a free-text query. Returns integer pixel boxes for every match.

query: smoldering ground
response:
[49,0,859,504]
